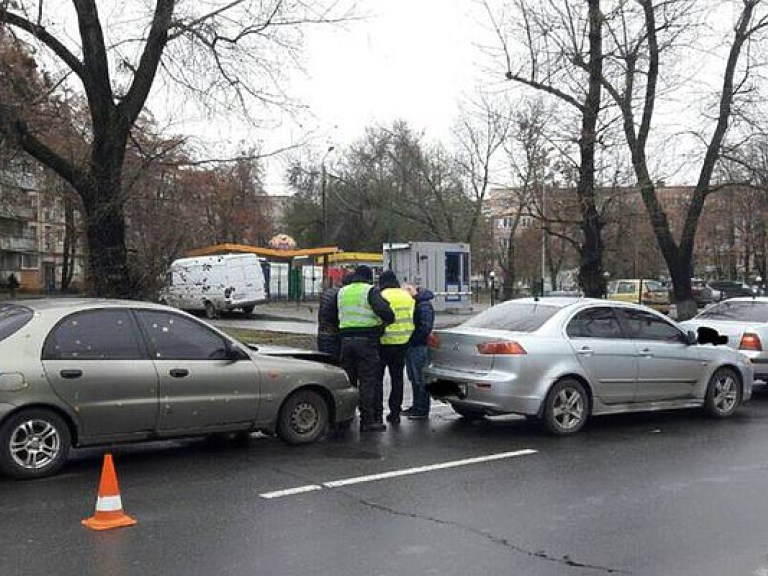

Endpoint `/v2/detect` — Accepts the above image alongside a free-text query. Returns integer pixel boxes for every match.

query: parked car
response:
[690,278,720,307]
[708,280,754,301]
[606,279,671,313]
[425,298,752,435]
[0,299,357,479]
[679,297,768,382]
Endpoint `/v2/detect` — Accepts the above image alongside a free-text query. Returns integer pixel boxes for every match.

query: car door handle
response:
[59,369,82,379]
[169,369,189,378]
[577,347,593,356]
[639,348,653,357]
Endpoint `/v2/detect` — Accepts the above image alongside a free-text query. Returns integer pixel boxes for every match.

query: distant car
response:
[425,298,752,435]
[708,280,753,301]
[0,299,357,479]
[690,279,718,307]
[679,297,768,381]
[607,279,671,313]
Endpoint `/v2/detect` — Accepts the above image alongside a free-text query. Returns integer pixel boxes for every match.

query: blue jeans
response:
[405,346,430,415]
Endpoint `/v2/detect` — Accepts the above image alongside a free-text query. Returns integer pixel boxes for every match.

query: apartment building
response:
[0,161,86,293]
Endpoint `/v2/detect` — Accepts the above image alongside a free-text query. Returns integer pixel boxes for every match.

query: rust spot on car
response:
[268,370,281,379]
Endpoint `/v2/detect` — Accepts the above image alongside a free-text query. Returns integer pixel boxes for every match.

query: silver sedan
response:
[425,298,752,435]
[679,297,768,381]
[0,299,357,479]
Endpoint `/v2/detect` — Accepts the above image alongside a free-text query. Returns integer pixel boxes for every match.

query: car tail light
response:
[476,340,527,355]
[739,332,762,351]
[427,333,440,349]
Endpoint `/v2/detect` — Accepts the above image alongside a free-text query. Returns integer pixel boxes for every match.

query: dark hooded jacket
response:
[409,288,435,347]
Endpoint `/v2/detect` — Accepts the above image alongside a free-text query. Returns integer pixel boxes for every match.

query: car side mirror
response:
[683,330,697,346]
[226,341,250,361]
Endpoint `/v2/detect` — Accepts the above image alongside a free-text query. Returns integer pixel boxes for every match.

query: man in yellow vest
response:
[377,270,415,424]
[331,265,395,432]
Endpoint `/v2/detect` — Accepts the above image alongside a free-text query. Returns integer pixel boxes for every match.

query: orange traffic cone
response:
[82,453,137,531]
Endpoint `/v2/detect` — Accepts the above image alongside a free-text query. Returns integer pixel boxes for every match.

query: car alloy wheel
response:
[705,368,741,418]
[544,379,589,435]
[278,389,329,445]
[0,409,71,479]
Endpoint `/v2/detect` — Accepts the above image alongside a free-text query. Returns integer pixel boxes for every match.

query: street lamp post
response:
[321,145,335,248]
[489,270,496,306]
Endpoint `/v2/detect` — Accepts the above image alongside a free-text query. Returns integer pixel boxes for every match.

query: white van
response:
[160,254,267,318]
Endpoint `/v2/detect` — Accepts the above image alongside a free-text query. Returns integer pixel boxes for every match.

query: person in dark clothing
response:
[7,273,19,299]
[331,265,395,432]
[316,273,352,363]
[402,284,435,419]
[376,270,415,425]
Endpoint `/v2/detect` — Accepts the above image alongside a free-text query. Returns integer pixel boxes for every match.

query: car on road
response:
[679,297,768,382]
[425,298,752,435]
[606,279,671,313]
[708,280,754,301]
[0,299,357,479]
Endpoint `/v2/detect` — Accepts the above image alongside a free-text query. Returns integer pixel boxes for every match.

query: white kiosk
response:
[383,242,472,313]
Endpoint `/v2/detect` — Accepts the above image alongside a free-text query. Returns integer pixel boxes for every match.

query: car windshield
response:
[0,304,33,342]
[643,280,664,292]
[461,301,561,332]
[698,300,768,322]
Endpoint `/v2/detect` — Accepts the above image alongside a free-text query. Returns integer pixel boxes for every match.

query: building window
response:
[21,254,39,269]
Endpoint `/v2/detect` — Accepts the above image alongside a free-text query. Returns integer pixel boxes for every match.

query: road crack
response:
[347,493,631,574]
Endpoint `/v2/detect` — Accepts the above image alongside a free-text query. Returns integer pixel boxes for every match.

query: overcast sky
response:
[260,0,486,192]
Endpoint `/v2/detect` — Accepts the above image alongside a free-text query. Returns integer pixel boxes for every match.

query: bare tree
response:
[594,0,768,319]
[453,93,511,245]
[484,0,608,297]
[0,1,353,296]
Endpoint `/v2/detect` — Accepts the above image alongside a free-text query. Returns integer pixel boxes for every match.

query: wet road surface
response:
[5,390,768,575]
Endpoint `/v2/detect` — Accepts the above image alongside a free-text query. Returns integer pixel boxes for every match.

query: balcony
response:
[0,236,36,252]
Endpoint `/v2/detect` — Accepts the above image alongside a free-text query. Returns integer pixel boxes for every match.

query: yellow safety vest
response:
[380,287,415,345]
[338,283,383,329]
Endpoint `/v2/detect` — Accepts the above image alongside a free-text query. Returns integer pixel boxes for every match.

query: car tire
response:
[704,367,742,418]
[451,405,486,420]
[278,390,329,445]
[542,378,589,435]
[0,409,71,480]
[242,305,254,317]
[204,301,217,319]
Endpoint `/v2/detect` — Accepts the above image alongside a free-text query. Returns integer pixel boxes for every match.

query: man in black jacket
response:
[330,265,395,432]
[316,273,352,362]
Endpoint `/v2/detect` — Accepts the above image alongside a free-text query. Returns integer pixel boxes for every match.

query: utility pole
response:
[320,145,334,289]
[321,145,335,247]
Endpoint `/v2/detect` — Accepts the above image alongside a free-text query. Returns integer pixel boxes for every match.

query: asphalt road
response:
[5,389,768,576]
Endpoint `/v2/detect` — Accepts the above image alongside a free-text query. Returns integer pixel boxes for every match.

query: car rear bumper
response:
[424,367,542,416]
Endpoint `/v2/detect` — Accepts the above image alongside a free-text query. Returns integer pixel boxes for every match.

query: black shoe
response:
[407,412,428,420]
[360,423,386,432]
[386,413,401,424]
[401,407,416,416]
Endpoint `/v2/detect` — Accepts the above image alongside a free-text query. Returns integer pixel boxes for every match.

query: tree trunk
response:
[82,183,130,297]
[577,0,605,299]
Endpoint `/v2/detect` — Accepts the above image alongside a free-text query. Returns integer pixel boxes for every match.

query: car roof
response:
[8,298,171,313]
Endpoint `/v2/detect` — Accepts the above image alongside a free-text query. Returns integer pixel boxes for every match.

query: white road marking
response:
[259,449,537,499]
[259,485,323,499]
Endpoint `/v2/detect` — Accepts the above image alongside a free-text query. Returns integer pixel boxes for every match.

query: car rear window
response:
[461,301,561,332]
[698,300,768,322]
[0,304,33,342]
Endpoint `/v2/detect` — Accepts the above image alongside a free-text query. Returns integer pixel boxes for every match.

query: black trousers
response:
[379,344,408,416]
[340,336,382,425]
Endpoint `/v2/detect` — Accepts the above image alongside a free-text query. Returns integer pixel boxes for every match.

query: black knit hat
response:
[352,265,373,283]
[378,270,399,289]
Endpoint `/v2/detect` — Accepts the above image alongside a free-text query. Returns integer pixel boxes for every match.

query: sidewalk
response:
[254,300,489,328]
